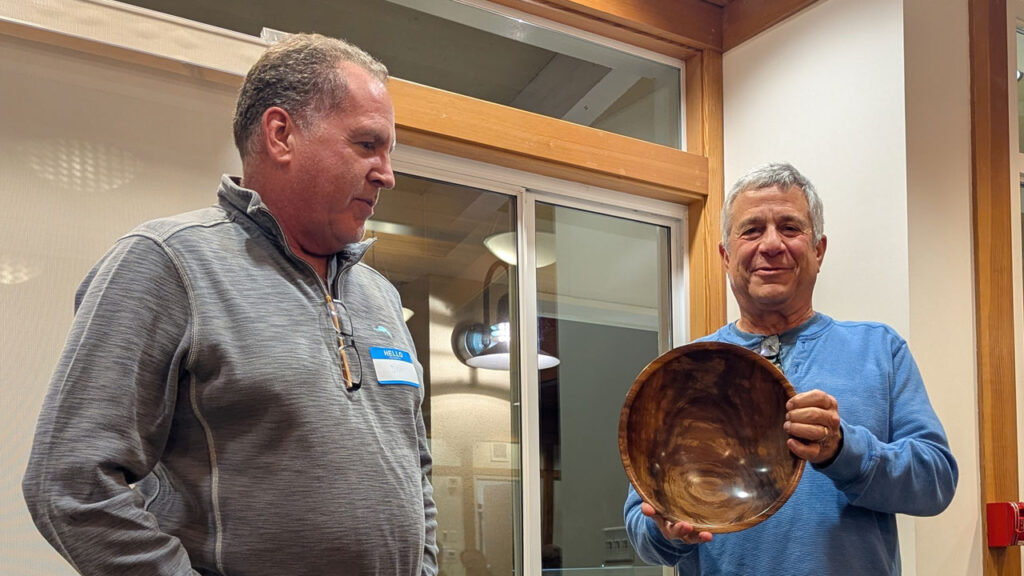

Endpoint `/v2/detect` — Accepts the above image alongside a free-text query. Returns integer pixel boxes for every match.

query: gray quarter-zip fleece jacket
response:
[23,175,438,576]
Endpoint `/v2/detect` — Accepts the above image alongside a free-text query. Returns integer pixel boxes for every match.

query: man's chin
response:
[749,288,792,308]
[330,223,366,247]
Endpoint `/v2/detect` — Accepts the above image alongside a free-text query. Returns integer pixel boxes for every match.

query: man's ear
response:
[815,235,827,266]
[261,106,295,165]
[719,242,730,268]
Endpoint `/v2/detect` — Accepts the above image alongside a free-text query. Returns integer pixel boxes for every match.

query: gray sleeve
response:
[22,235,199,575]
[418,408,439,576]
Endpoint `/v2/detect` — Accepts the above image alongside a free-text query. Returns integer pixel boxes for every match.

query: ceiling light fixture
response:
[482,231,557,268]
[451,260,559,371]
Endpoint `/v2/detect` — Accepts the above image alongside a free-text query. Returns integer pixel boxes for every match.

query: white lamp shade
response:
[465,351,511,370]
[537,352,560,370]
[483,232,557,268]
[464,340,560,371]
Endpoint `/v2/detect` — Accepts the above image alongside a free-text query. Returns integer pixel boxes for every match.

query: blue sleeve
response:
[817,341,958,516]
[624,485,700,573]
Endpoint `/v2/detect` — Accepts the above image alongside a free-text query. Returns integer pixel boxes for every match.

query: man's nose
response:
[372,153,396,190]
[759,226,785,252]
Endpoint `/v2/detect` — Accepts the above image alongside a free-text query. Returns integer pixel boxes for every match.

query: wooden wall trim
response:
[496,0,825,55]
[540,0,722,50]
[685,51,728,339]
[968,0,1021,573]
[390,79,710,204]
[723,0,819,51]
[487,0,715,56]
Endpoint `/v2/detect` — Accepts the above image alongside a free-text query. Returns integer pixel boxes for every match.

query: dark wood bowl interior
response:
[619,341,805,533]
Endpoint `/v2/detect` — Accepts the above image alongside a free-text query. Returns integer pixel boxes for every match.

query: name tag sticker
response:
[369,347,419,387]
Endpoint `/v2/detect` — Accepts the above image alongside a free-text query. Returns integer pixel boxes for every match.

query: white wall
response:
[724,0,910,328]
[0,35,242,575]
[903,1,981,573]
[723,0,981,574]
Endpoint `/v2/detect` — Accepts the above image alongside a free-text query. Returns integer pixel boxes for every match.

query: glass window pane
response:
[116,0,682,148]
[367,174,522,576]
[534,202,672,574]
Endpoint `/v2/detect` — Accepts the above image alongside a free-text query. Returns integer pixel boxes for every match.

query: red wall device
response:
[986,501,1024,547]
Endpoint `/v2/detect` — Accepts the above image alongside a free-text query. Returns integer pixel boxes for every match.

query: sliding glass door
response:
[371,156,685,576]
[533,202,673,574]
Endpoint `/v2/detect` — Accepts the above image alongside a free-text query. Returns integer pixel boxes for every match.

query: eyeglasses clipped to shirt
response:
[326,295,362,391]
[757,334,783,371]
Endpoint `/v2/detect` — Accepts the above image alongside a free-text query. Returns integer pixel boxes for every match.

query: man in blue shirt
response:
[624,162,957,575]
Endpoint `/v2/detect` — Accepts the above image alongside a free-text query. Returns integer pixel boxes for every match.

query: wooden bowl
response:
[619,341,805,533]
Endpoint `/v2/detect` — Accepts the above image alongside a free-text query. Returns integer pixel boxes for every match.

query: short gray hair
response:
[720,162,824,249]
[233,33,389,163]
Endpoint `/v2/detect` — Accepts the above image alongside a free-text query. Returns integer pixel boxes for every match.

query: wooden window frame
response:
[970,0,1022,574]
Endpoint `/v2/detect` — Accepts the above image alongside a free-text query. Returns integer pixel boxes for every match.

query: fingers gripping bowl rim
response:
[619,341,805,534]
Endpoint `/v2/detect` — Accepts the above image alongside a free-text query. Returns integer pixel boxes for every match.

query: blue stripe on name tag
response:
[369,347,419,387]
[370,347,412,362]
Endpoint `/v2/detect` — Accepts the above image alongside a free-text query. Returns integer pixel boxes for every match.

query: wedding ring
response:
[820,425,830,441]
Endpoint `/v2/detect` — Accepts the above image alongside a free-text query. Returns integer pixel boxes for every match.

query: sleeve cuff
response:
[816,421,872,486]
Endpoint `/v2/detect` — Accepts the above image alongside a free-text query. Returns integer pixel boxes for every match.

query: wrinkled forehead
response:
[731,185,809,218]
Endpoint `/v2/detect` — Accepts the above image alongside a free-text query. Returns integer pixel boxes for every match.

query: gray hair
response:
[720,162,824,250]
[233,33,389,163]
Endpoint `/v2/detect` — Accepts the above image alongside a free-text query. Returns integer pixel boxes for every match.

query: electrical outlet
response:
[602,526,634,564]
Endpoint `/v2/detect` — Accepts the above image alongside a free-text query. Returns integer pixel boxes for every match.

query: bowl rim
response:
[618,340,806,533]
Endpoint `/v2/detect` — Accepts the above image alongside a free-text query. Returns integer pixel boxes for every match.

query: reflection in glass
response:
[366,174,520,576]
[484,231,557,268]
[534,202,672,574]
[117,0,682,148]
